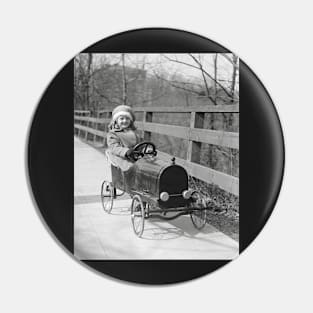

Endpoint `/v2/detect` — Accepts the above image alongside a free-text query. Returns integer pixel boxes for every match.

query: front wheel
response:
[189,191,207,230]
[131,195,145,237]
[101,181,114,213]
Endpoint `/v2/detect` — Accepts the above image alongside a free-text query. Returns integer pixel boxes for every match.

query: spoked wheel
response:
[101,181,114,213]
[189,191,207,230]
[131,195,145,237]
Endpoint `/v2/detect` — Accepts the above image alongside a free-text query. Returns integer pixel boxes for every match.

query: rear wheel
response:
[189,191,207,230]
[131,195,145,237]
[101,181,114,213]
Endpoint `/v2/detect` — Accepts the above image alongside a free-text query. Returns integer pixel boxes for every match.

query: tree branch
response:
[154,71,217,104]
[221,53,239,69]
[189,53,233,98]
[189,54,211,99]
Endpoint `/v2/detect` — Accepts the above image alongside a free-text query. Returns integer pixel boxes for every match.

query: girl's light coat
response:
[106,128,140,171]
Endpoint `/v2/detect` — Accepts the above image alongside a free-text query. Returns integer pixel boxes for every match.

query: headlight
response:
[160,192,169,201]
[182,189,193,199]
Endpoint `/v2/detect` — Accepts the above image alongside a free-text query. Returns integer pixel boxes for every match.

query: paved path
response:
[74,137,239,260]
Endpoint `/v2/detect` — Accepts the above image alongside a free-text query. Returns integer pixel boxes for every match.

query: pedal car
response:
[101,142,208,237]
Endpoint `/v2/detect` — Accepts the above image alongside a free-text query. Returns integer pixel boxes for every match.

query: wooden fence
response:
[74,104,239,196]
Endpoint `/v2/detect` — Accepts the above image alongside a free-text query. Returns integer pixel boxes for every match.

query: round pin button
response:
[27,28,284,284]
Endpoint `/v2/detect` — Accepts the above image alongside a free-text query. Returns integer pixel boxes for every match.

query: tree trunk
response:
[121,54,128,106]
[230,55,238,102]
[85,53,93,111]
[214,54,218,101]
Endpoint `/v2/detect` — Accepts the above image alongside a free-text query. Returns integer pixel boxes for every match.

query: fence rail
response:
[136,121,239,149]
[74,124,106,138]
[74,116,110,123]
[74,110,91,115]
[74,105,239,195]
[97,103,239,114]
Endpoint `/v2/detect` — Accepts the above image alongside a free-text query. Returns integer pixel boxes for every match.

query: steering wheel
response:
[132,142,157,161]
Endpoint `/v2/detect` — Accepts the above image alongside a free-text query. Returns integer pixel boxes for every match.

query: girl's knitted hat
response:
[112,105,135,122]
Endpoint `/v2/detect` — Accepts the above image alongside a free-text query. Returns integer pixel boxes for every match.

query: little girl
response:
[106,105,140,171]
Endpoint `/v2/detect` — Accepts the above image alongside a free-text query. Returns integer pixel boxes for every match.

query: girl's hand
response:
[125,148,135,160]
[125,148,143,161]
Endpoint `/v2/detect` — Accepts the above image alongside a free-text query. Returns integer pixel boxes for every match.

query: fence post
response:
[93,111,99,144]
[103,112,106,145]
[102,111,111,146]
[74,112,80,138]
[143,111,153,141]
[187,112,204,163]
[85,114,88,141]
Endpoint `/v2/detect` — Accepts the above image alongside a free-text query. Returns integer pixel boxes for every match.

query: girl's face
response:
[116,115,131,129]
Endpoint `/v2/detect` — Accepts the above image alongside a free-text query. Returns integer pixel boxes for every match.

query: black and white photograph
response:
[74,53,239,259]
[5,0,313,309]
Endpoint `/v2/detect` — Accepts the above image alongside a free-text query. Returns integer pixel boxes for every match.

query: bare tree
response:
[121,53,128,106]
[230,55,238,103]
[157,53,238,104]
[74,53,93,111]
[214,54,218,98]
[90,54,167,109]
[74,53,239,114]
[86,53,93,110]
